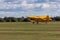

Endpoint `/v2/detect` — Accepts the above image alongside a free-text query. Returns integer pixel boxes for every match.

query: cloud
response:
[0,11,37,17]
[0,0,4,2]
[0,0,60,10]
[50,0,60,2]
[0,0,41,10]
[0,0,60,17]
[41,3,50,9]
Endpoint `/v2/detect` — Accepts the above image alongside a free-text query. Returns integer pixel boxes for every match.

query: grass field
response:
[0,22,60,40]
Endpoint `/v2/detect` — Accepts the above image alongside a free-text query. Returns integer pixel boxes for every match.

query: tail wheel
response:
[31,20,35,24]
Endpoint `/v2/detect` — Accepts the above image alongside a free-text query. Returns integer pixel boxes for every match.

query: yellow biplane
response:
[27,15,52,24]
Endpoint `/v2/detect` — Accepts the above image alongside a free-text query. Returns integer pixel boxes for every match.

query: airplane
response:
[27,15,52,24]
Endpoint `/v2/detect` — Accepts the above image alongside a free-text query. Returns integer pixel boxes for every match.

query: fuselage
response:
[27,15,52,24]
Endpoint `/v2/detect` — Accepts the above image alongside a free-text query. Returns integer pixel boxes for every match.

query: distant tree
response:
[54,16,60,21]
[0,18,4,22]
[52,16,60,21]
[4,17,8,22]
[4,17,18,22]
[23,18,30,22]
[20,16,24,22]
[17,18,21,22]
[0,16,32,22]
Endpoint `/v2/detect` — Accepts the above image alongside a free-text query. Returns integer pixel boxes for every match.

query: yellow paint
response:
[27,15,52,23]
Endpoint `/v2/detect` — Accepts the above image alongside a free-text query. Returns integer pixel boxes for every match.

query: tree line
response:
[0,16,60,22]
[0,17,30,22]
[51,16,60,21]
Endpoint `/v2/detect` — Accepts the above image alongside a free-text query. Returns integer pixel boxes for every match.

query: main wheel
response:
[32,22,35,24]
[37,22,39,24]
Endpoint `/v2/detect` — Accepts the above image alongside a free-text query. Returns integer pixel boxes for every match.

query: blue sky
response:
[0,0,60,17]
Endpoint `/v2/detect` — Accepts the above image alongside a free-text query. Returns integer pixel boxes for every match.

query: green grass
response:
[0,22,60,40]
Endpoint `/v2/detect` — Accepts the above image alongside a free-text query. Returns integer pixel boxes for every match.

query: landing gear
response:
[32,22,39,24]
[32,22,35,24]
[37,22,39,24]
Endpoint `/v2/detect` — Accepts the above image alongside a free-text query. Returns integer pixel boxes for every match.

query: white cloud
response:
[35,4,41,7]
[0,1,60,11]
[0,11,36,17]
[51,0,60,1]
[0,0,40,9]
[0,0,60,10]
[0,0,4,2]
[19,1,34,9]
[0,0,60,17]
[20,0,41,9]
[42,3,50,9]
[0,2,21,9]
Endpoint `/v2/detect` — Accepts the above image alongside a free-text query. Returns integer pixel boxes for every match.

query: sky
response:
[0,0,60,17]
